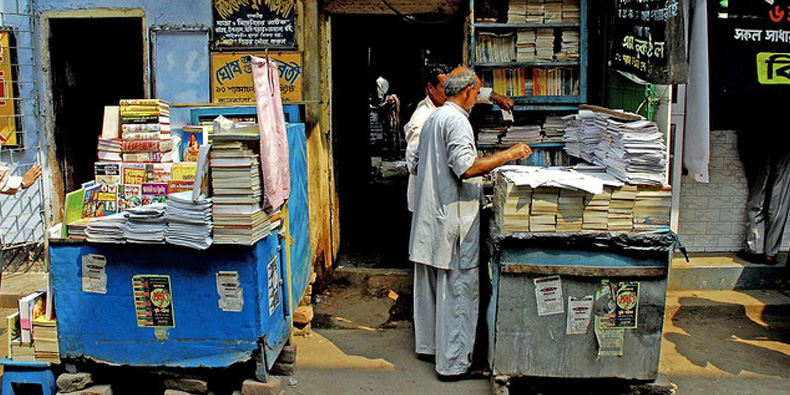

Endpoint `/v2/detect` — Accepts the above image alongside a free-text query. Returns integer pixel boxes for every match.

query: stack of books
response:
[544,0,563,23]
[210,141,276,245]
[543,115,570,142]
[633,186,672,231]
[97,138,122,162]
[526,0,546,23]
[556,188,584,231]
[476,32,517,63]
[494,174,532,233]
[32,317,59,363]
[165,191,213,250]
[477,128,503,145]
[562,0,581,23]
[581,188,611,231]
[7,290,51,362]
[557,29,580,61]
[602,119,667,186]
[530,187,559,232]
[535,28,555,62]
[608,184,637,231]
[516,29,537,63]
[508,0,527,23]
[502,124,542,144]
[119,99,174,163]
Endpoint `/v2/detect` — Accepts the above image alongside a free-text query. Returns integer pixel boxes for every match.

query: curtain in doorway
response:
[683,0,710,183]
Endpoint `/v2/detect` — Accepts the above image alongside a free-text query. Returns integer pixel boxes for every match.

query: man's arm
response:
[477,87,515,111]
[462,142,531,179]
[0,165,41,195]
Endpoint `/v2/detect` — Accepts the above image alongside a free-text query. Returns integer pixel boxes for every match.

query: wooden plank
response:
[500,263,667,278]
[578,104,642,121]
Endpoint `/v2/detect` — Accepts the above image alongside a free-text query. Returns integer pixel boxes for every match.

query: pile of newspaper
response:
[165,191,213,250]
[563,109,602,164]
[124,203,167,243]
[85,213,126,243]
[600,119,667,185]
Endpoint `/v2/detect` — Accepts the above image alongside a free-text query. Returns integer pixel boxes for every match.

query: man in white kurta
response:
[409,67,530,378]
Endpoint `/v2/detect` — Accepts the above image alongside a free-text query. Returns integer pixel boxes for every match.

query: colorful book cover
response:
[122,163,152,184]
[95,162,121,185]
[167,179,195,193]
[82,184,118,218]
[18,290,45,344]
[141,182,169,205]
[153,163,173,182]
[182,125,208,162]
[119,98,170,106]
[172,162,197,181]
[61,188,85,238]
[116,184,142,212]
[6,311,19,357]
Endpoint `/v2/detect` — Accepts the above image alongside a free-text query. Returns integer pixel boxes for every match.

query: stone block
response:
[241,377,281,395]
[293,322,311,336]
[57,373,93,393]
[293,305,314,324]
[163,378,209,394]
[58,385,113,395]
[270,362,294,376]
[277,344,297,364]
[164,390,194,395]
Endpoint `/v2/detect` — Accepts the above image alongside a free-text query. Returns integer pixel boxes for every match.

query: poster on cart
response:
[533,275,564,316]
[132,275,175,328]
[212,0,296,49]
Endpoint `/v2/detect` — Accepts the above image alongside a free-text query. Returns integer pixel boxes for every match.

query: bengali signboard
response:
[0,31,17,146]
[611,0,687,84]
[211,52,303,103]
[212,0,296,49]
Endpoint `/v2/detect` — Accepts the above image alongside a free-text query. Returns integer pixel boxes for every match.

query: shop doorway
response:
[331,14,464,268]
[48,17,145,193]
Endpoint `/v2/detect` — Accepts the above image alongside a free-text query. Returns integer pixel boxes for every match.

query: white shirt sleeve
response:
[477,87,493,104]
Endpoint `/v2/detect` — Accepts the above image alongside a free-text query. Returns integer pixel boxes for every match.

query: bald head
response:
[443,67,479,98]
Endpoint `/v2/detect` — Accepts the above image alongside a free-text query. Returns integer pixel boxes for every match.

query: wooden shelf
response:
[478,142,565,149]
[474,23,581,29]
[473,61,579,68]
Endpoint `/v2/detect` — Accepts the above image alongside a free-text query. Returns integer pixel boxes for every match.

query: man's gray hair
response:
[443,67,479,97]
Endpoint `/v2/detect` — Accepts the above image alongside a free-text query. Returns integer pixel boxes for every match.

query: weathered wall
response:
[677,130,790,253]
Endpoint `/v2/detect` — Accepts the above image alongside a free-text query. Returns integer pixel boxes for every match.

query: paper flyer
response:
[81,254,107,294]
[216,271,244,312]
[566,295,594,335]
[267,256,281,316]
[534,275,564,316]
[595,316,625,357]
[132,275,175,328]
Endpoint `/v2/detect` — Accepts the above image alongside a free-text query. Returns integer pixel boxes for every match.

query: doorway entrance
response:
[48,17,145,193]
[331,14,464,268]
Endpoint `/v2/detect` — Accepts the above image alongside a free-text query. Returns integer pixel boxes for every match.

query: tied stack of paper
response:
[165,191,213,250]
[608,184,637,231]
[85,213,126,243]
[516,29,536,63]
[124,203,167,243]
[477,128,503,145]
[535,28,555,61]
[530,187,559,232]
[502,124,542,145]
[562,0,581,23]
[543,115,570,142]
[556,188,584,231]
[508,0,527,23]
[494,172,532,233]
[601,119,667,186]
[557,28,580,61]
[633,186,672,232]
[526,0,546,23]
[563,110,606,165]
[544,0,563,23]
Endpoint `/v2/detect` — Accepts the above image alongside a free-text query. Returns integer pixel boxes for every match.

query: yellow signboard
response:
[0,31,17,146]
[757,52,790,85]
[211,52,302,104]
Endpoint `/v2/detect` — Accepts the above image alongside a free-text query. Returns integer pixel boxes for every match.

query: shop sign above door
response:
[211,52,303,103]
[212,0,296,49]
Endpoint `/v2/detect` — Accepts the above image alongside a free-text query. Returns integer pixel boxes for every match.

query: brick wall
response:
[678,130,790,252]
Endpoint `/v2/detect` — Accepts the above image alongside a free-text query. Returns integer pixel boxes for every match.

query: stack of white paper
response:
[535,28,555,61]
[516,29,537,63]
[526,0,546,23]
[557,29,580,61]
[165,191,213,250]
[601,119,667,185]
[502,124,542,144]
[86,213,126,243]
[543,115,569,141]
[124,203,167,243]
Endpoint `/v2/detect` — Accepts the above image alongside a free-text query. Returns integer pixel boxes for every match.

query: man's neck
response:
[447,97,470,114]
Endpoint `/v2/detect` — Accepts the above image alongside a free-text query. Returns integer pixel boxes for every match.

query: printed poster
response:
[81,254,107,294]
[217,271,244,312]
[566,295,594,335]
[595,316,625,357]
[212,0,296,48]
[267,255,280,316]
[595,281,641,329]
[534,275,564,316]
[132,275,175,328]
[0,31,16,146]
[211,52,303,103]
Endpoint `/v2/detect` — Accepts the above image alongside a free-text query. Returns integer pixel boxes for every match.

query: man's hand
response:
[491,93,515,111]
[507,142,532,161]
[21,164,41,189]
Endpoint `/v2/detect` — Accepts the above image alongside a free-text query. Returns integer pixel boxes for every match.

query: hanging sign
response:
[211,52,303,103]
[611,0,688,84]
[212,0,296,49]
[0,31,17,146]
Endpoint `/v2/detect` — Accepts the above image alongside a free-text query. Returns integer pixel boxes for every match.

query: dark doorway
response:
[49,17,144,193]
[331,13,464,268]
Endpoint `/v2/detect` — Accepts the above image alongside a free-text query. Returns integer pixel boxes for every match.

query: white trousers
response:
[413,262,479,375]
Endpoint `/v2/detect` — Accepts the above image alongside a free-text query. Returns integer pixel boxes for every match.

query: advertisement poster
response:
[595,316,625,357]
[0,31,16,146]
[81,254,107,294]
[595,281,640,329]
[267,255,280,316]
[216,271,244,312]
[534,275,564,316]
[212,0,296,48]
[132,275,175,328]
[566,295,594,335]
[611,0,688,83]
[211,52,303,103]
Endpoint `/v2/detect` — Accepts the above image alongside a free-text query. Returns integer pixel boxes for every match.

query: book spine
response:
[122,123,162,133]
[119,99,170,106]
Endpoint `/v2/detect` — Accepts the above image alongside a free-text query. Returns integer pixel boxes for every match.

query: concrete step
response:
[668,252,790,290]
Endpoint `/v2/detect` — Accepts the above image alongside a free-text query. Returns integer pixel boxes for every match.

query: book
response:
[152,163,173,182]
[18,290,45,343]
[123,152,164,163]
[141,182,169,205]
[82,184,118,218]
[7,312,20,357]
[95,162,121,184]
[119,98,170,106]
[172,162,197,181]
[62,188,86,238]
[192,144,212,202]
[122,163,152,184]
[101,106,120,139]
[167,179,195,193]
[182,125,209,162]
[116,184,142,212]
[120,115,170,124]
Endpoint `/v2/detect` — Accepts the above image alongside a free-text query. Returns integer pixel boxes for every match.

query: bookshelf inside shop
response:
[470,0,587,168]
